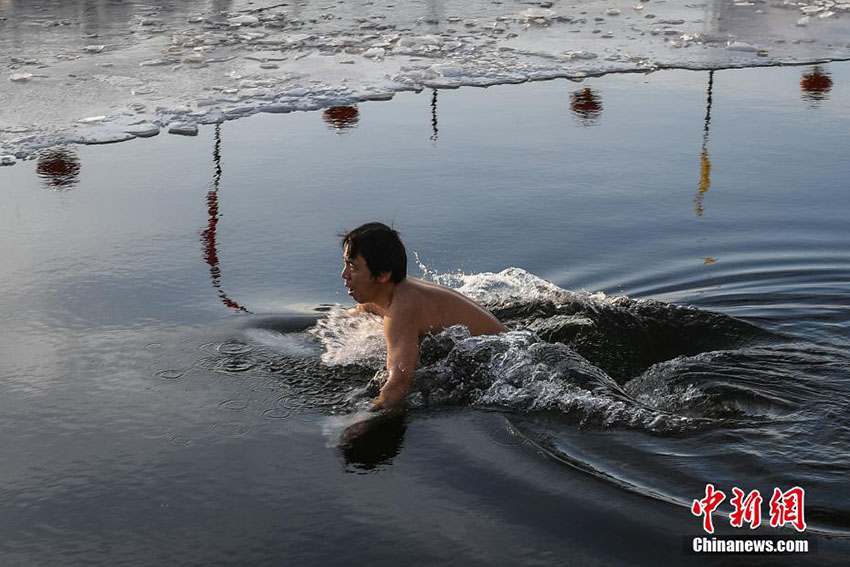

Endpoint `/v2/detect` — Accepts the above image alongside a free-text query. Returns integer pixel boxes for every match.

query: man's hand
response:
[369,382,407,411]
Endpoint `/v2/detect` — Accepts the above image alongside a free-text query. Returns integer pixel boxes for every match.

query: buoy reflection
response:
[694,71,714,217]
[36,147,81,191]
[322,106,360,132]
[800,66,833,105]
[201,124,251,313]
[570,87,603,126]
[430,89,439,145]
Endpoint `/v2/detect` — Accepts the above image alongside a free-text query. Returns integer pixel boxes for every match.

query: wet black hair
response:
[340,222,407,283]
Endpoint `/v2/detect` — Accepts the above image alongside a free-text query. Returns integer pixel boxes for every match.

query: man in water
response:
[341,222,506,410]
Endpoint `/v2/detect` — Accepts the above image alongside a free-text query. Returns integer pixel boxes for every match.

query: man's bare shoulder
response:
[389,278,458,314]
[392,277,506,336]
[400,277,458,299]
[387,279,426,317]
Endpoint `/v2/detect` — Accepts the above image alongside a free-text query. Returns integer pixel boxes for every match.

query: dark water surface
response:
[2,64,849,565]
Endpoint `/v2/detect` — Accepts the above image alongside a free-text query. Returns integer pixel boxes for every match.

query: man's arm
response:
[371,312,419,410]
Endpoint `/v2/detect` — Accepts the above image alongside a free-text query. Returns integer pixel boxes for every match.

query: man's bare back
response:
[339,222,505,410]
[359,277,506,337]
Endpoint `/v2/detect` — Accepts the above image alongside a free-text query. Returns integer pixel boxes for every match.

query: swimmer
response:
[340,222,506,411]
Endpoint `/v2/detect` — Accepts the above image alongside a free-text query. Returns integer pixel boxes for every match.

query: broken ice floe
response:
[522,8,557,24]
[123,123,160,138]
[228,15,260,26]
[3,0,850,160]
[727,41,759,53]
[71,128,135,145]
[168,123,199,136]
[363,47,386,59]
[78,116,107,125]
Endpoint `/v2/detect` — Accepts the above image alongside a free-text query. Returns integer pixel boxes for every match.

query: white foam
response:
[307,265,576,369]
[308,306,385,368]
[415,253,571,306]
[307,265,621,371]
[433,267,573,306]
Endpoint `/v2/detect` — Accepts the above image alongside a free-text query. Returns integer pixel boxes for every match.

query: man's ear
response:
[376,271,392,284]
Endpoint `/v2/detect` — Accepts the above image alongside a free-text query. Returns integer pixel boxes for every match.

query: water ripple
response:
[262,408,292,420]
[217,341,253,355]
[218,399,249,412]
[153,369,184,380]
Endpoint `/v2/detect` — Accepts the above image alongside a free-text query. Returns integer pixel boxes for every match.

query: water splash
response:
[307,306,385,368]
[287,266,770,432]
[415,253,576,306]
[245,328,322,358]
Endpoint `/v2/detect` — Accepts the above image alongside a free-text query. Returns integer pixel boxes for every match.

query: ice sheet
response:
[3,0,850,159]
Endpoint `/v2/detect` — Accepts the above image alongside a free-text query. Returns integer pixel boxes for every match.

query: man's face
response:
[341,248,378,303]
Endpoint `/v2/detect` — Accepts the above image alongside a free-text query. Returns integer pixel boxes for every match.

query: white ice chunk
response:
[522,8,556,21]
[123,123,160,137]
[228,15,259,26]
[284,33,312,46]
[363,47,386,59]
[239,87,270,99]
[73,129,135,144]
[139,59,172,67]
[198,111,225,124]
[423,77,463,88]
[9,73,33,82]
[397,35,444,49]
[284,87,310,97]
[362,91,394,101]
[727,41,758,52]
[168,122,198,136]
[78,116,107,124]
[83,45,106,53]
[427,63,464,77]
[258,103,292,113]
[0,155,16,166]
[565,50,599,60]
